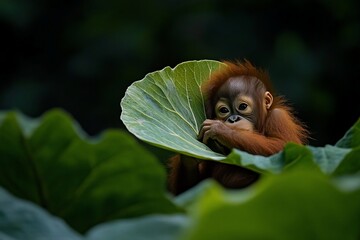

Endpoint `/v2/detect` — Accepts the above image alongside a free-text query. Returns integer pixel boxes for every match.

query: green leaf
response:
[221,148,284,174]
[0,187,81,240]
[0,109,179,233]
[336,118,360,148]
[180,171,360,240]
[308,145,351,174]
[86,214,187,240]
[219,143,354,175]
[332,174,360,192]
[332,147,360,176]
[120,60,226,160]
[282,143,320,172]
[216,143,317,175]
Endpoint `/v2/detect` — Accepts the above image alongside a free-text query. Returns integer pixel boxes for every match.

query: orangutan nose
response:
[227,115,241,123]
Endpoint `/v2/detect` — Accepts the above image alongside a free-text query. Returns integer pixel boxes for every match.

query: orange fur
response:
[202,60,275,103]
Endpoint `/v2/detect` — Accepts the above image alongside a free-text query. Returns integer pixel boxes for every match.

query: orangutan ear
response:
[264,91,273,109]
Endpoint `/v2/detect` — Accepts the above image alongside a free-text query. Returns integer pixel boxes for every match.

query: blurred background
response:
[1,0,359,156]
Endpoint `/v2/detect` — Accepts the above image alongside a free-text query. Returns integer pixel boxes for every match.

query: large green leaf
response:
[0,110,179,233]
[0,185,187,240]
[120,60,225,160]
[86,214,187,240]
[179,171,360,240]
[0,187,81,240]
[335,118,360,148]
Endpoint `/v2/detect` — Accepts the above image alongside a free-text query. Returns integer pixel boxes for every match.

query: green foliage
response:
[336,118,360,148]
[86,214,187,240]
[1,61,360,239]
[0,109,360,239]
[0,109,179,233]
[0,186,187,240]
[179,172,360,240]
[0,187,81,240]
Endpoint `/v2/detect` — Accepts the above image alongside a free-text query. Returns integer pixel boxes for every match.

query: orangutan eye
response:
[239,103,248,111]
[219,107,229,114]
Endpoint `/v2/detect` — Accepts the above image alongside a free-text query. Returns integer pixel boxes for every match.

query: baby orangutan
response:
[168,60,308,195]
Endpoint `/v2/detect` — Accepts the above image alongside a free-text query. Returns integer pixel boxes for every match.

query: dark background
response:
[1,0,359,156]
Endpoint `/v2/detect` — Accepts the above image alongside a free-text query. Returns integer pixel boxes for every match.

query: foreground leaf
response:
[120,60,225,160]
[0,187,81,240]
[0,110,179,232]
[180,171,360,240]
[86,214,187,240]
